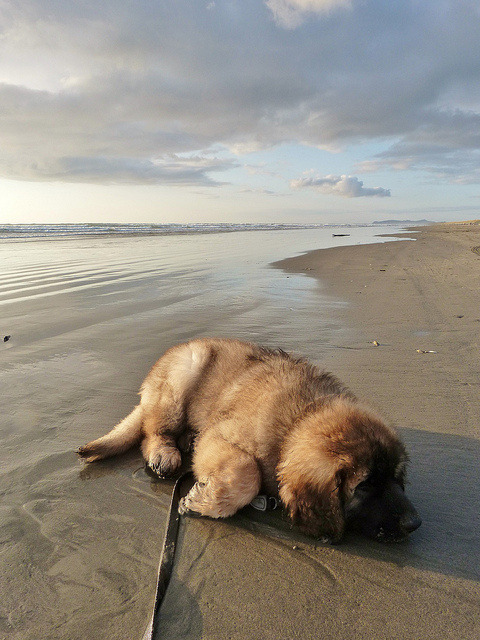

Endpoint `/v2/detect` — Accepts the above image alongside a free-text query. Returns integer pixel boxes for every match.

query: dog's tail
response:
[78,405,143,462]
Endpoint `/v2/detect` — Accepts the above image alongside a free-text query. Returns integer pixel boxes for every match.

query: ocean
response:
[0,223,406,354]
[0,221,376,240]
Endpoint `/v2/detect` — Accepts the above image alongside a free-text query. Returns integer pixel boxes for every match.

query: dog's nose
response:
[400,513,422,533]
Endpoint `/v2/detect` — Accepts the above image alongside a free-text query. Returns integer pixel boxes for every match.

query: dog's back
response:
[171,338,353,437]
[174,340,354,490]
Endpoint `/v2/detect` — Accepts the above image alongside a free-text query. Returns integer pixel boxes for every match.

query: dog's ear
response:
[278,453,345,542]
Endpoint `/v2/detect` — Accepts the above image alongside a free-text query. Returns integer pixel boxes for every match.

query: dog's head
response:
[277,399,421,543]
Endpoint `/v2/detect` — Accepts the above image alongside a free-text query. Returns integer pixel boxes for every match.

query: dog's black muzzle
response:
[345,478,422,542]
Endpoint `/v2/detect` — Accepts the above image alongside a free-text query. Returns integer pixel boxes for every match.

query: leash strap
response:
[142,474,278,639]
[142,472,193,640]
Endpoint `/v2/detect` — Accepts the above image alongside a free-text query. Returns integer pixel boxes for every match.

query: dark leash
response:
[142,472,279,639]
[142,471,193,640]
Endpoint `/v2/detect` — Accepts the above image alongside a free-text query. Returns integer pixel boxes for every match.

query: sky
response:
[1,0,480,224]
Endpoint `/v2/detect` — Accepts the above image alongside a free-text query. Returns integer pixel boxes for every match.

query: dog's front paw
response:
[178,497,201,517]
[178,481,207,515]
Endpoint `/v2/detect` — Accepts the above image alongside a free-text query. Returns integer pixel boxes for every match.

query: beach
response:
[1,223,479,639]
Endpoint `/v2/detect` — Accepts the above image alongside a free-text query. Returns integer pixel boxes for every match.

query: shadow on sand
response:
[79,426,480,584]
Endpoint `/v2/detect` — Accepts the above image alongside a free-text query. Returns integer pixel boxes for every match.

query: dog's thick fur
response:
[79,338,421,542]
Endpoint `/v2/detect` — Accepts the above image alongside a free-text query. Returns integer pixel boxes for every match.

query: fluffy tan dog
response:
[79,338,421,542]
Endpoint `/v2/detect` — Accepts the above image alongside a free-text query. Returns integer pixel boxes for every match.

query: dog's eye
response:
[354,479,371,493]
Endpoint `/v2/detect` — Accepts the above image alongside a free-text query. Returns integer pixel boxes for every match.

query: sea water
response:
[0,223,407,355]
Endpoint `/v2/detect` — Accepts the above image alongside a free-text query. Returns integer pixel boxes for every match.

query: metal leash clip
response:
[249,495,279,511]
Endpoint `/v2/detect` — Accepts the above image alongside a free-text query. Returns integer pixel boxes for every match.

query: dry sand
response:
[1,224,479,639]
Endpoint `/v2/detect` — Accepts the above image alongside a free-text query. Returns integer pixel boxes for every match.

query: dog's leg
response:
[78,405,143,462]
[141,395,185,477]
[140,341,213,477]
[178,430,261,518]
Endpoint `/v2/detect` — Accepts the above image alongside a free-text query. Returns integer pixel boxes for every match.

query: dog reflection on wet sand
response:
[79,338,421,542]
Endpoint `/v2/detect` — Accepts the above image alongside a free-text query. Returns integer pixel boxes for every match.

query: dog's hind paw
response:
[146,447,182,478]
[144,463,168,480]
[77,443,105,463]
[147,461,176,479]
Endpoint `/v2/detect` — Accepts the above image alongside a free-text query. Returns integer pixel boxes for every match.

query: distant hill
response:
[372,219,434,225]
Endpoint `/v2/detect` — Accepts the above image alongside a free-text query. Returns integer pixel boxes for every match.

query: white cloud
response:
[0,1,479,186]
[266,0,352,28]
[291,174,391,197]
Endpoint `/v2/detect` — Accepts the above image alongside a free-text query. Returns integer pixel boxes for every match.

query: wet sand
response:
[1,224,479,639]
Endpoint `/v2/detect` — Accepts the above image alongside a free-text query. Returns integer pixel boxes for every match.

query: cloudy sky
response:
[1,0,480,223]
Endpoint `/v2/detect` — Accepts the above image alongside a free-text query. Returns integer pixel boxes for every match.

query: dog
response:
[78,338,421,542]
